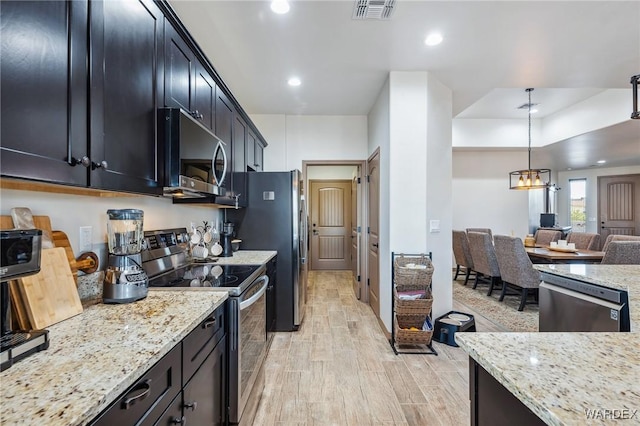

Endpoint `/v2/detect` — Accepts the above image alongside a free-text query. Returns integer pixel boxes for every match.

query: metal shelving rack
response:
[389,252,438,356]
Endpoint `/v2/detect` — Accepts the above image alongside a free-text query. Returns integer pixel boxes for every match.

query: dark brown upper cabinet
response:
[1,0,163,195]
[164,22,215,133]
[247,130,264,172]
[89,0,163,195]
[0,1,88,186]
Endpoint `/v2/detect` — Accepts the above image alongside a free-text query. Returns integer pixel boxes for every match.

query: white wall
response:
[453,119,543,148]
[306,165,358,180]
[0,189,221,261]
[250,114,368,171]
[452,149,531,238]
[556,165,640,234]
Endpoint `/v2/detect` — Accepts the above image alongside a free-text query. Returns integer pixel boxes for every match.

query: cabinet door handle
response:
[184,401,198,411]
[92,160,108,170]
[121,379,152,409]
[171,416,186,425]
[203,317,216,328]
[372,243,379,247]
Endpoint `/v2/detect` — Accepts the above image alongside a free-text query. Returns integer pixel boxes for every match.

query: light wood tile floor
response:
[253,271,504,425]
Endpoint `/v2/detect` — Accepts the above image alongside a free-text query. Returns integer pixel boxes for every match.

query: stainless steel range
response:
[141,228,269,425]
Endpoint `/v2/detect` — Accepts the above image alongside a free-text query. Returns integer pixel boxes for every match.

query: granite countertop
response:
[456,265,640,425]
[455,332,640,426]
[0,291,228,426]
[534,264,640,331]
[213,250,277,265]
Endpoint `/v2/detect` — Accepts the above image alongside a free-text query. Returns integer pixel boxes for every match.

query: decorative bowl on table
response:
[231,239,241,252]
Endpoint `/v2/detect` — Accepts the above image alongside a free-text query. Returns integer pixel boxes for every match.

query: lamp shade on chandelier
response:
[509,88,551,190]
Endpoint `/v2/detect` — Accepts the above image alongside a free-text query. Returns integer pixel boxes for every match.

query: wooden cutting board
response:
[17,247,83,329]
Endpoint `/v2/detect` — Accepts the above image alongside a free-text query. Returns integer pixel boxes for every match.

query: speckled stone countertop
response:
[534,264,640,331]
[213,250,276,265]
[455,332,640,425]
[0,291,228,426]
[456,265,640,425]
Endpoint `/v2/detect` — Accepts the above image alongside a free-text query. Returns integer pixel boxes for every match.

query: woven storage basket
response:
[394,287,433,315]
[394,315,433,345]
[394,254,434,291]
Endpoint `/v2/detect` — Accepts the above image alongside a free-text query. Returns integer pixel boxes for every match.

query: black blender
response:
[103,209,148,303]
[0,229,50,371]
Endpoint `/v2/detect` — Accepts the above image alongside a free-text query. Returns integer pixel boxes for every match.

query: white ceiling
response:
[168,0,640,170]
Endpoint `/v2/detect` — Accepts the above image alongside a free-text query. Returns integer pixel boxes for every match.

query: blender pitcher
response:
[103,209,148,304]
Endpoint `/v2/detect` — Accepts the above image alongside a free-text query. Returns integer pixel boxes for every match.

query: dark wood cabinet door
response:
[0,0,88,185]
[255,140,264,172]
[247,131,256,171]
[226,115,247,207]
[183,335,227,426]
[89,0,162,194]
[194,61,216,132]
[164,22,194,112]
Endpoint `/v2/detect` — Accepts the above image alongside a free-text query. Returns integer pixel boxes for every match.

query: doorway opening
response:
[303,161,367,301]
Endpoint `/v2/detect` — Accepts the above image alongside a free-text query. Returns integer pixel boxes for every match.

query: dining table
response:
[525,245,605,263]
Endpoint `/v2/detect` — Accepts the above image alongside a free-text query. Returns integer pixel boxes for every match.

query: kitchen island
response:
[456,265,640,425]
[0,291,227,426]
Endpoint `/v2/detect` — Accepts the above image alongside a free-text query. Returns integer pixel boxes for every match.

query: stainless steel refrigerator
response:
[228,170,308,331]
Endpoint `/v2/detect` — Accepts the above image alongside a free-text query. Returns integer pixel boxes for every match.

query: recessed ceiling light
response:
[288,77,301,87]
[424,33,443,46]
[597,160,606,164]
[529,108,539,114]
[271,0,290,14]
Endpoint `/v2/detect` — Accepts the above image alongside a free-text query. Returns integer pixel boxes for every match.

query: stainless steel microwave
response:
[159,108,228,199]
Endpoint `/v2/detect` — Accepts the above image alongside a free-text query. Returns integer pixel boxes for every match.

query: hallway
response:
[254,270,471,425]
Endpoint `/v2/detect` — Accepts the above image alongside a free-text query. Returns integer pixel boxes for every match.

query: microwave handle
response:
[214,141,228,187]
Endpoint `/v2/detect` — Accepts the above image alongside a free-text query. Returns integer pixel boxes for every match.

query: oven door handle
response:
[239,275,269,310]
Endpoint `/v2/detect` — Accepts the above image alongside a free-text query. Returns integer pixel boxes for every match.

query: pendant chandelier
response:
[509,88,551,190]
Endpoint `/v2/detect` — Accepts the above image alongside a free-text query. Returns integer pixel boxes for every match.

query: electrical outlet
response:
[79,226,92,252]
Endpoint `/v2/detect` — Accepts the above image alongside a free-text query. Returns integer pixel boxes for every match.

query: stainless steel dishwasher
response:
[539,271,630,332]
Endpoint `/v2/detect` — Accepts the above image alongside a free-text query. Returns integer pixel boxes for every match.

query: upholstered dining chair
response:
[533,229,562,246]
[452,230,475,285]
[466,231,501,296]
[466,228,493,239]
[601,234,640,252]
[566,232,601,250]
[601,241,640,264]
[493,235,541,311]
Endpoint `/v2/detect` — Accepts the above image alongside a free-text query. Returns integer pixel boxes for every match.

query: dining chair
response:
[466,231,501,296]
[566,232,601,250]
[493,235,541,311]
[601,234,640,252]
[466,228,493,239]
[533,229,562,246]
[600,241,640,264]
[452,230,475,285]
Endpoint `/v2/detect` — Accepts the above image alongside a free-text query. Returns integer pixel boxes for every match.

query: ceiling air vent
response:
[352,0,396,20]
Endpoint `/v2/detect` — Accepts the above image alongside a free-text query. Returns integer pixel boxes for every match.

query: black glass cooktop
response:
[149,263,261,294]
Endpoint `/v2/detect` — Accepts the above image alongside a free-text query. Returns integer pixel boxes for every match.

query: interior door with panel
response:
[89,0,163,194]
[598,174,640,241]
[367,150,380,318]
[310,180,352,270]
[0,0,88,186]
